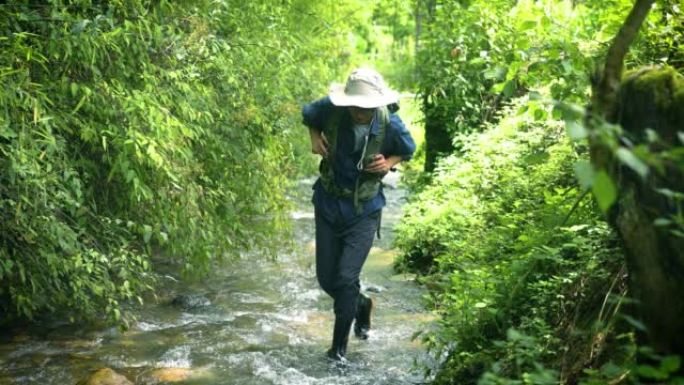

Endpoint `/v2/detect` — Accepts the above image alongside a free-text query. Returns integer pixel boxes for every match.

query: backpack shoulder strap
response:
[323,107,342,159]
[366,106,389,158]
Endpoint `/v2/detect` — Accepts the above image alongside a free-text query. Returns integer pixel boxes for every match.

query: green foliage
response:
[631,1,684,69]
[416,0,601,142]
[582,347,684,385]
[395,99,627,383]
[0,0,371,324]
[414,0,678,162]
[369,0,416,90]
[398,0,683,382]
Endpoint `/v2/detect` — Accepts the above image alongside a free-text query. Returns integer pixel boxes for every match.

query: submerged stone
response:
[365,284,385,293]
[148,367,192,383]
[170,294,211,310]
[78,368,133,385]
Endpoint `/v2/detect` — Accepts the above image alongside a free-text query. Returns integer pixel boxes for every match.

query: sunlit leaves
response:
[615,147,649,178]
[592,170,618,213]
[396,96,620,383]
[0,0,370,324]
[565,120,587,141]
[574,161,595,190]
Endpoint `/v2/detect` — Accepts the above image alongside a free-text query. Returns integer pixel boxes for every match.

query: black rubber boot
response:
[326,316,352,361]
[353,293,373,340]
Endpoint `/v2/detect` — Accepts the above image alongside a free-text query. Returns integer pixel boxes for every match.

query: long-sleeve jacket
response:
[302,96,416,224]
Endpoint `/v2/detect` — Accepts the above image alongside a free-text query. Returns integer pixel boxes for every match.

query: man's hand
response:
[310,129,329,157]
[364,154,402,175]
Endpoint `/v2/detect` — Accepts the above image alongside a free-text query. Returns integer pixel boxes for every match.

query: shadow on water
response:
[0,172,436,385]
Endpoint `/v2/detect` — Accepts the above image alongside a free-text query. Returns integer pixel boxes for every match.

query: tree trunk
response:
[423,95,454,173]
[589,0,684,357]
[418,0,449,173]
[610,67,684,356]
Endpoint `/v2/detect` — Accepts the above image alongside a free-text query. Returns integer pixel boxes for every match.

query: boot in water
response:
[353,293,373,340]
[326,345,347,361]
[327,316,351,361]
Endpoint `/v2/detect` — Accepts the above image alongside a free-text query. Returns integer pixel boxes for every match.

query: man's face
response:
[348,106,375,125]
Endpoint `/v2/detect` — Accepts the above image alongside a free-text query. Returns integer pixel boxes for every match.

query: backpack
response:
[318,106,389,214]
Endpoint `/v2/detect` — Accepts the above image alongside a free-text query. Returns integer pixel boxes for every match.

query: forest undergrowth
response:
[396,0,683,383]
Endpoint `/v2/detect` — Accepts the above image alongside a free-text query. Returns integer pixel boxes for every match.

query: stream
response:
[0,173,434,385]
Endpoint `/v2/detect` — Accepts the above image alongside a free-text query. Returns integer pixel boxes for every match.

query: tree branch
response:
[593,0,656,116]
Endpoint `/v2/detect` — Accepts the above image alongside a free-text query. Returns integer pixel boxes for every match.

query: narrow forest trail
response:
[0,172,435,385]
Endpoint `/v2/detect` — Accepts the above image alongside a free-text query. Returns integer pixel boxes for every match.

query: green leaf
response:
[557,102,585,121]
[622,314,647,331]
[484,66,507,80]
[503,80,516,98]
[562,60,573,75]
[656,188,684,199]
[71,94,88,114]
[616,148,649,178]
[520,20,538,30]
[71,19,91,34]
[506,328,524,341]
[599,362,626,378]
[637,365,667,380]
[661,356,681,374]
[4,259,14,273]
[143,225,152,244]
[575,160,596,190]
[565,120,587,141]
[0,125,17,139]
[592,170,617,212]
[492,81,506,94]
[474,302,487,308]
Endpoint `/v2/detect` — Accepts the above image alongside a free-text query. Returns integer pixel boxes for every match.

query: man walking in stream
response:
[302,68,416,361]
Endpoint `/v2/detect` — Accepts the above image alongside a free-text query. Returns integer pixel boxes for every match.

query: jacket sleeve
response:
[386,114,416,161]
[302,96,335,132]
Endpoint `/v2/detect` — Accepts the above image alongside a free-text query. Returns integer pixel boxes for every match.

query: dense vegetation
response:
[396,0,683,383]
[0,0,380,325]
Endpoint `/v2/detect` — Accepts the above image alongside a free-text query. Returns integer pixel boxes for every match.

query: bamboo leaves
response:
[0,0,374,324]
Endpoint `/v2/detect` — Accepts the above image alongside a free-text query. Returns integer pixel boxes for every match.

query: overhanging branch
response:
[593,0,656,116]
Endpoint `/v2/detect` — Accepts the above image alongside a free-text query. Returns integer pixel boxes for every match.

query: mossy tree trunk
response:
[611,67,684,356]
[589,0,684,357]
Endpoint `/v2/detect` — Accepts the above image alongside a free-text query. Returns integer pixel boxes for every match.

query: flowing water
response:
[0,174,434,385]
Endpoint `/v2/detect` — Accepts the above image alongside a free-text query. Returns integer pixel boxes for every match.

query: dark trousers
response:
[315,209,379,344]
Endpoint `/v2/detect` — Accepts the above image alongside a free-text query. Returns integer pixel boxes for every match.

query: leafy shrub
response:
[399,0,681,382]
[0,0,369,324]
[395,99,627,383]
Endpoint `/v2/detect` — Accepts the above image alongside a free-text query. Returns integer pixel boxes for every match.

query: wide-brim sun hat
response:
[328,68,399,109]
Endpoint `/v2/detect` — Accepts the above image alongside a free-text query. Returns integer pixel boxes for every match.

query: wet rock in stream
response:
[145,367,192,383]
[78,368,133,385]
[170,294,211,311]
[364,284,386,293]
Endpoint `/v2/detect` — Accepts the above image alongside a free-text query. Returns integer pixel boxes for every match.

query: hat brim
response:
[328,83,399,109]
